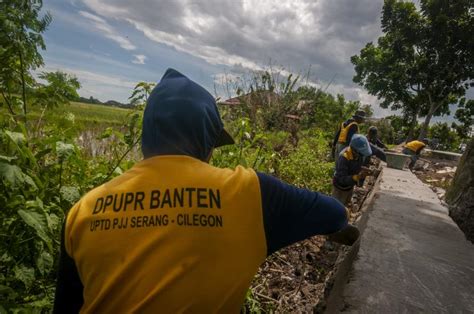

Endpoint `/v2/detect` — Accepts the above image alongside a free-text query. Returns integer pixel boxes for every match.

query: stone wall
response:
[446,138,474,243]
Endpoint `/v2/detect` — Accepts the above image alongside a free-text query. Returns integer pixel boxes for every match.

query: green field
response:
[1,99,132,129]
[60,101,130,124]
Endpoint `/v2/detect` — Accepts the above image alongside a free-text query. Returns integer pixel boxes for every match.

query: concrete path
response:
[340,167,474,313]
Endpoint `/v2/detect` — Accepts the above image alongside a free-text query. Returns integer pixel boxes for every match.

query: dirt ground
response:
[246,159,381,313]
[412,156,458,202]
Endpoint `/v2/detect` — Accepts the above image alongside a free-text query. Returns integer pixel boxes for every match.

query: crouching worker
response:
[365,126,387,167]
[53,68,359,313]
[332,135,374,206]
[367,126,387,149]
[402,140,426,170]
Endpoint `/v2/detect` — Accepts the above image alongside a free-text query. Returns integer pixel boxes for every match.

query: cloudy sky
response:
[41,0,464,120]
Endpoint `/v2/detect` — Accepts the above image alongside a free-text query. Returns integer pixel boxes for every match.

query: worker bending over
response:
[54,69,359,313]
[403,140,426,170]
[332,135,375,206]
[367,126,387,149]
[364,127,387,166]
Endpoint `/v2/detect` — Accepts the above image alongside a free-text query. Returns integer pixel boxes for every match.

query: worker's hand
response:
[327,224,360,246]
[359,167,373,178]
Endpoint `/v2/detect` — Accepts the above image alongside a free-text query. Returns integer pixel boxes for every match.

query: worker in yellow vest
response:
[332,110,366,158]
[333,135,374,206]
[403,140,426,170]
[53,69,359,313]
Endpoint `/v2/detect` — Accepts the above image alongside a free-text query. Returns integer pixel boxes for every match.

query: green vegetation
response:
[352,0,474,140]
[0,0,51,123]
[33,101,130,126]
[0,115,142,311]
[1,99,129,124]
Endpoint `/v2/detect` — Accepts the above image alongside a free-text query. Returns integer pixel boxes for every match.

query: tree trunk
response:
[406,113,418,141]
[1,91,16,115]
[418,108,434,140]
[446,137,474,243]
[419,92,441,141]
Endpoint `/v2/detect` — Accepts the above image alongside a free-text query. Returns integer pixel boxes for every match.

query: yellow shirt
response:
[405,140,426,153]
[65,155,267,313]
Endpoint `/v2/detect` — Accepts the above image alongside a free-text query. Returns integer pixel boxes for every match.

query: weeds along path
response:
[246,159,382,312]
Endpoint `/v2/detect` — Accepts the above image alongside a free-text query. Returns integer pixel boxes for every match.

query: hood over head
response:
[141,68,234,161]
[350,134,372,157]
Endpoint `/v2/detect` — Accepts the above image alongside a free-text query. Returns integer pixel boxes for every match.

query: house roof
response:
[218,90,280,106]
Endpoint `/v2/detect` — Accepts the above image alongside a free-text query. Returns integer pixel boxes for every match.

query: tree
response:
[385,114,421,143]
[34,71,81,108]
[429,122,460,151]
[360,104,374,118]
[452,97,474,139]
[129,82,155,108]
[372,117,396,144]
[0,0,51,123]
[352,0,474,141]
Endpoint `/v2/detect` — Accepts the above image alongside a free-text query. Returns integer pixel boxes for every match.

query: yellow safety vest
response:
[404,140,426,153]
[65,155,267,313]
[342,146,355,161]
[338,121,358,144]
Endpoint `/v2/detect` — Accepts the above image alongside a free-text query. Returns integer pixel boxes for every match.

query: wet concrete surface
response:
[340,167,474,313]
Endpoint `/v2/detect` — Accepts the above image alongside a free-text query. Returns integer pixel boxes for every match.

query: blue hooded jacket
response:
[142,68,233,161]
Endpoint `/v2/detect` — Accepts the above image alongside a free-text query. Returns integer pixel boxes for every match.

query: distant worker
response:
[333,110,366,158]
[333,135,377,206]
[402,140,426,171]
[54,69,359,313]
[367,126,387,149]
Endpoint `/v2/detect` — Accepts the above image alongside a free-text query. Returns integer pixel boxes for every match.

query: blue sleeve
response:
[257,172,348,256]
[346,124,358,145]
[370,144,386,162]
[376,138,387,149]
[53,222,84,313]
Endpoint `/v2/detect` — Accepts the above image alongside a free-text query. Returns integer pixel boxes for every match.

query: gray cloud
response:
[79,10,137,50]
[82,0,384,101]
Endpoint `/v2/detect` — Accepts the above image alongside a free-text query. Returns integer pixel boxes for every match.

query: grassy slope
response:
[57,101,130,124]
[1,99,131,127]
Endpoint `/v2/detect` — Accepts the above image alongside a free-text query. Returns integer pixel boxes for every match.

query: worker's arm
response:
[53,223,84,314]
[334,156,358,188]
[257,172,350,256]
[415,146,425,155]
[376,138,387,149]
[327,224,360,246]
[370,144,386,162]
